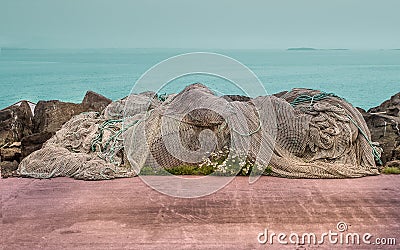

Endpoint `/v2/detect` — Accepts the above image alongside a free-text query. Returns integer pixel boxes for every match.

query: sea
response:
[0,48,399,110]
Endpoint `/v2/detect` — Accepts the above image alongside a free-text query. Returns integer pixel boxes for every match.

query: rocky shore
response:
[1,89,399,178]
[0,91,112,177]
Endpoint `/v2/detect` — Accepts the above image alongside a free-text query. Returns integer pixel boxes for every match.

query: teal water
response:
[0,49,399,110]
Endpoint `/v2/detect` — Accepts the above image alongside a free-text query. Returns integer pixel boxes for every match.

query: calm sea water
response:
[0,48,399,110]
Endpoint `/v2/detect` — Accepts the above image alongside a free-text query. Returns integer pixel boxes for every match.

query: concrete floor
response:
[1,175,399,249]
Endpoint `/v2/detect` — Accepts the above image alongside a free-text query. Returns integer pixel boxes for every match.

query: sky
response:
[0,0,399,49]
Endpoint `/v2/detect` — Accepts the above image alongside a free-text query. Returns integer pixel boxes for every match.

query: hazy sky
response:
[0,0,399,49]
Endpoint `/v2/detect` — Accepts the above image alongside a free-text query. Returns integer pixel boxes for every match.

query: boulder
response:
[21,131,54,158]
[0,101,33,147]
[222,95,251,102]
[386,160,400,168]
[0,146,21,162]
[33,100,86,133]
[392,145,400,160]
[364,114,400,164]
[0,160,19,178]
[81,91,112,113]
[368,93,400,117]
[363,92,400,164]
[273,90,289,98]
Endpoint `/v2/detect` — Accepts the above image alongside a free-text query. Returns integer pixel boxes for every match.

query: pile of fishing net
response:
[18,83,380,180]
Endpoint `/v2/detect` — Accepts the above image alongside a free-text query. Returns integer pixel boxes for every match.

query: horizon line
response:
[1,47,400,51]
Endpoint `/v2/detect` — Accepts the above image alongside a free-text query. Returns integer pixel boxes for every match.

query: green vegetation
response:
[381,167,400,174]
[264,166,273,175]
[138,162,273,176]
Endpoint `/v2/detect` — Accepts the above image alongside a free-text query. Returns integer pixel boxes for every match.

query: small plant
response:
[381,167,400,174]
[139,166,169,175]
[264,166,273,175]
[166,165,215,175]
[138,148,273,176]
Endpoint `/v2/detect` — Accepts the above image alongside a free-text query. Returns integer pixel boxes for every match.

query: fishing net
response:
[17,92,155,180]
[18,84,379,180]
[125,84,379,178]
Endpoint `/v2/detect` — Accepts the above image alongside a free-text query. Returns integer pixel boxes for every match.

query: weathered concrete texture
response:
[1,175,399,249]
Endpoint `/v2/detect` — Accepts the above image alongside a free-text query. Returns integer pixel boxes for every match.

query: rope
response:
[90,118,139,165]
[347,114,383,165]
[290,92,339,107]
[157,93,167,102]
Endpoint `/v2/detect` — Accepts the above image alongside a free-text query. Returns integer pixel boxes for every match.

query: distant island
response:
[287,47,317,51]
[287,47,349,51]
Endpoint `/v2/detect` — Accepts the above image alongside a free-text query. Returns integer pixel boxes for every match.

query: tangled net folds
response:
[18,84,379,180]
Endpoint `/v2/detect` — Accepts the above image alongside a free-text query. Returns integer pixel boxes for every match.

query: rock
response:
[386,160,400,168]
[368,92,400,116]
[364,114,400,164]
[392,145,400,160]
[34,91,113,133]
[0,160,19,178]
[222,95,251,102]
[273,91,289,98]
[363,92,400,164]
[81,91,112,113]
[356,107,368,116]
[21,131,54,158]
[33,100,86,133]
[0,91,112,163]
[0,146,21,162]
[0,101,34,147]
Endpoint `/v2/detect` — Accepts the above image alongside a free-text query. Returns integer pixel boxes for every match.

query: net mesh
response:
[18,84,379,180]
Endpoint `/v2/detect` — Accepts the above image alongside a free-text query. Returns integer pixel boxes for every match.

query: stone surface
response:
[0,146,21,162]
[386,160,400,168]
[393,145,400,160]
[0,101,33,147]
[368,92,400,117]
[364,114,400,164]
[0,160,18,178]
[363,114,400,165]
[272,90,288,98]
[33,100,85,133]
[21,131,54,158]
[222,95,251,102]
[0,175,399,249]
[362,92,400,165]
[81,91,112,113]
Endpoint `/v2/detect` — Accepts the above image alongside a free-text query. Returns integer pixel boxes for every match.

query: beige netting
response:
[18,83,379,180]
[125,84,379,178]
[18,92,160,180]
